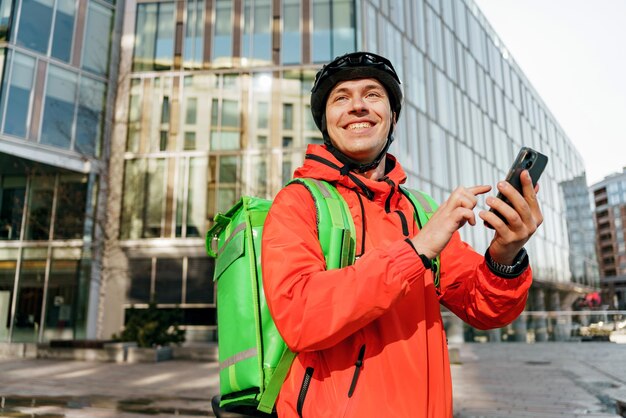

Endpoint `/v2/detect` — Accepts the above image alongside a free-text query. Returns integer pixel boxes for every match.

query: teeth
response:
[348,122,372,130]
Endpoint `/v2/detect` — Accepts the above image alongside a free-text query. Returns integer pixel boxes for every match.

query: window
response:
[155,259,182,303]
[127,258,152,303]
[40,65,77,150]
[0,176,26,240]
[51,0,76,62]
[16,0,53,54]
[242,0,271,63]
[212,0,232,62]
[2,52,35,138]
[44,259,80,340]
[282,0,301,64]
[0,0,14,41]
[210,98,240,150]
[133,2,174,71]
[25,177,54,240]
[186,258,214,303]
[312,0,356,63]
[53,175,88,240]
[0,258,17,341]
[183,0,204,69]
[76,77,106,157]
[282,103,293,130]
[82,1,113,75]
[120,158,166,239]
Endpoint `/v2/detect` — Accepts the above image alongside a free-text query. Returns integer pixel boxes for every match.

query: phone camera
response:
[525,160,533,169]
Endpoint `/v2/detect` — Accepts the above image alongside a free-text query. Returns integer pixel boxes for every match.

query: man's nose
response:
[350,96,368,113]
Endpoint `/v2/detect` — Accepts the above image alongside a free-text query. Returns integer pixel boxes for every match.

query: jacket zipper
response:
[347,345,366,397]
[354,191,366,258]
[297,367,314,417]
[382,177,410,237]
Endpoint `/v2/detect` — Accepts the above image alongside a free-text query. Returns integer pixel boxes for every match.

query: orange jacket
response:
[262,145,532,418]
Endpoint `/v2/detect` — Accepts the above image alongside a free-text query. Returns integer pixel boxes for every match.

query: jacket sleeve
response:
[437,232,532,330]
[262,184,427,352]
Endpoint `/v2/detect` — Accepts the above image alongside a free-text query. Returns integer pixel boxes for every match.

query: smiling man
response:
[261,52,543,417]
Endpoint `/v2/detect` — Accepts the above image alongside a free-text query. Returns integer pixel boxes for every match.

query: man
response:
[261,52,541,417]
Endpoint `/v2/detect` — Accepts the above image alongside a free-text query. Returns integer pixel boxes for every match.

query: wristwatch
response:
[485,247,529,278]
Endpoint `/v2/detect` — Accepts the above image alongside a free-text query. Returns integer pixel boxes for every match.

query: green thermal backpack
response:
[205,178,439,415]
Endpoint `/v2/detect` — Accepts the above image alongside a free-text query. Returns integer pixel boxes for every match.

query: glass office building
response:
[96,0,596,342]
[0,0,119,342]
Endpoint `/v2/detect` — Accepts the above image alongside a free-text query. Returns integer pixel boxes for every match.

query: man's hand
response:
[410,185,492,259]
[480,170,543,265]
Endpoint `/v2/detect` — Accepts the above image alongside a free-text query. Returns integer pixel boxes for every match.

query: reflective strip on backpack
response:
[215,222,247,256]
[411,191,433,213]
[220,347,258,371]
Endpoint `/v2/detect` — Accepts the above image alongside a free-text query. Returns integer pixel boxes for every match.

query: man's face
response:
[325,78,395,164]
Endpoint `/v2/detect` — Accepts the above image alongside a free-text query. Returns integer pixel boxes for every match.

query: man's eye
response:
[334,96,348,102]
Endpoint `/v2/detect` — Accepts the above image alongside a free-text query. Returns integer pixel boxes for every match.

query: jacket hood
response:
[294,144,407,203]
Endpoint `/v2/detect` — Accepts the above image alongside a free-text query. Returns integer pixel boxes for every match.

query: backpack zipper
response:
[297,367,314,417]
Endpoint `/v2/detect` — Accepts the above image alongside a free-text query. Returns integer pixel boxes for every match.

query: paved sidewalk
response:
[0,343,625,417]
[452,343,626,418]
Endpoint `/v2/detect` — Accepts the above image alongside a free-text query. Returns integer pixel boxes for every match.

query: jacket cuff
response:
[386,239,427,284]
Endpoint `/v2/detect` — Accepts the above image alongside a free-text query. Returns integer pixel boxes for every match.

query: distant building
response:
[590,168,626,308]
[560,175,600,288]
[0,0,597,344]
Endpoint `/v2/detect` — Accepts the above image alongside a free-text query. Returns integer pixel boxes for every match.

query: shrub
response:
[114,301,186,348]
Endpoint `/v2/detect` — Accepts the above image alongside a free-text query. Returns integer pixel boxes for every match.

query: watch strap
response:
[485,247,529,279]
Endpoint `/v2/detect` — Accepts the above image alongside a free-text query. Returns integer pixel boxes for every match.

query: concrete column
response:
[487,328,502,343]
[533,289,548,342]
[446,316,465,344]
[512,315,528,342]
[550,291,570,341]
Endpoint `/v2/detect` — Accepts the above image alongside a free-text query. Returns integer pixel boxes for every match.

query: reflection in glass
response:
[186,258,213,303]
[0,259,16,341]
[2,52,35,138]
[155,258,182,303]
[40,66,77,149]
[82,1,113,75]
[25,177,54,241]
[183,0,204,69]
[54,175,88,240]
[212,0,232,62]
[282,0,301,64]
[312,0,331,63]
[44,259,79,341]
[120,159,166,239]
[242,0,271,64]
[13,259,45,343]
[76,77,106,156]
[133,2,174,71]
[186,157,207,237]
[127,258,151,303]
[51,0,76,62]
[16,0,53,53]
[0,176,26,240]
[0,0,14,40]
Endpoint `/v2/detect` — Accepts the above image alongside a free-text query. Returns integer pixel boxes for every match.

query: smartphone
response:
[485,146,548,229]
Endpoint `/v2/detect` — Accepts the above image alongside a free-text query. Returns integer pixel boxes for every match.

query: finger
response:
[455,207,476,227]
[486,195,522,228]
[496,180,533,225]
[467,185,492,196]
[479,210,511,235]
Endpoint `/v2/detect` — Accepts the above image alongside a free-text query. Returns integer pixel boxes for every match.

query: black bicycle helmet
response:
[310,52,403,172]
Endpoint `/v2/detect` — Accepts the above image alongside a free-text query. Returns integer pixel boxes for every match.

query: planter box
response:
[126,346,173,363]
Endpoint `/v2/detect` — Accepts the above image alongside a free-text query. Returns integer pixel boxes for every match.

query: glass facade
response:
[0,0,118,343]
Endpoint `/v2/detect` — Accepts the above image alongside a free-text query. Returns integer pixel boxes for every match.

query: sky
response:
[474,0,626,186]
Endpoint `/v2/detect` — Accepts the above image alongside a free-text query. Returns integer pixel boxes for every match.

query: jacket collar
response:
[294,144,408,205]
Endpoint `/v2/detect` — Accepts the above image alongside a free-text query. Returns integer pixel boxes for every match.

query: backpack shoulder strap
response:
[288,178,357,269]
[399,187,441,288]
[257,178,356,413]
